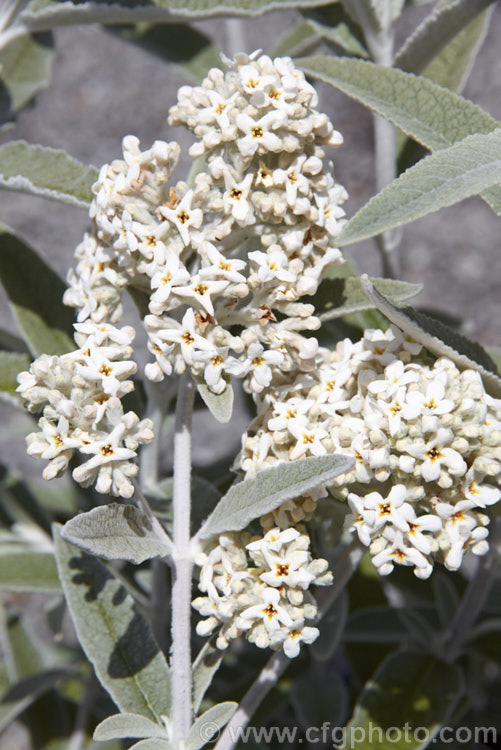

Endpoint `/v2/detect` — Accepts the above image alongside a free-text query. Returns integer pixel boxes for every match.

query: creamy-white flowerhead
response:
[237,326,501,577]
[62,50,348,400]
[18,322,153,498]
[193,527,331,657]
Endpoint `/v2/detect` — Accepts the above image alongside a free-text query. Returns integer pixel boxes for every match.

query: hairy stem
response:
[214,540,364,750]
[170,372,195,743]
[358,0,400,277]
[225,17,247,58]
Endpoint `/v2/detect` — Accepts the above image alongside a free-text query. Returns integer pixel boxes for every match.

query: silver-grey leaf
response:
[94,712,168,741]
[0,140,97,207]
[360,275,501,397]
[337,130,501,246]
[192,638,223,714]
[197,381,234,424]
[314,276,422,321]
[395,0,496,75]
[198,454,355,540]
[54,527,171,721]
[187,702,238,750]
[61,504,172,564]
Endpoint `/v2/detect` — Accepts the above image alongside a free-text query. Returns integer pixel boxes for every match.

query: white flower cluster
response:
[17,322,153,498]
[63,50,348,395]
[193,526,332,658]
[236,326,501,578]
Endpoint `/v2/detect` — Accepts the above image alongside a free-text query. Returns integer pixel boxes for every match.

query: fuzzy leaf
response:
[0,140,97,207]
[20,0,342,31]
[129,741,172,750]
[0,551,60,592]
[54,528,171,722]
[421,7,493,94]
[314,276,422,321]
[297,56,498,152]
[192,638,223,714]
[188,702,238,750]
[298,56,500,213]
[61,504,172,564]
[0,351,30,395]
[339,0,383,32]
[0,32,54,116]
[360,275,501,397]
[197,381,234,424]
[198,454,354,540]
[482,186,501,215]
[337,130,501,247]
[94,712,168,741]
[304,6,370,58]
[271,20,319,58]
[0,226,74,356]
[341,651,463,749]
[395,0,496,75]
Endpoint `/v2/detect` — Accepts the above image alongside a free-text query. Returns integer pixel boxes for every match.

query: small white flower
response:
[462,467,500,508]
[75,350,136,398]
[273,155,310,206]
[288,421,328,460]
[248,248,296,284]
[279,621,320,658]
[247,527,299,554]
[364,485,414,534]
[314,194,346,237]
[229,342,283,393]
[238,587,292,632]
[368,360,418,399]
[222,169,255,226]
[157,190,203,246]
[405,428,467,482]
[171,273,229,316]
[149,255,191,313]
[403,380,455,432]
[268,398,314,432]
[372,527,432,578]
[236,111,286,157]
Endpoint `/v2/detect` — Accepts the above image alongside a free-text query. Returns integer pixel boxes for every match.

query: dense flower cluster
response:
[17,322,153,498]
[64,50,348,395]
[236,326,501,578]
[193,526,332,657]
[17,50,500,663]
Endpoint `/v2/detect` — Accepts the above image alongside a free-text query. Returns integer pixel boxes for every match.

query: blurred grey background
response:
[0,6,500,479]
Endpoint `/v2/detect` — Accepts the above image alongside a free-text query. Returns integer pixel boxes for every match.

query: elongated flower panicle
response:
[236,327,501,578]
[63,50,348,396]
